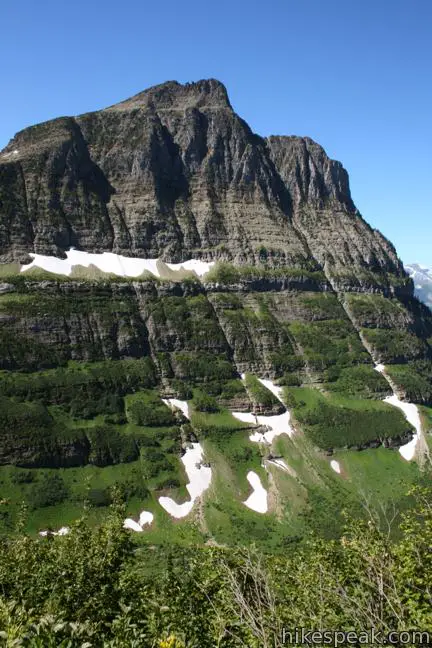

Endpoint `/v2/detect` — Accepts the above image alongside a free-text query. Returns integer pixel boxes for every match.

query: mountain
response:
[0,79,431,543]
[405,263,432,308]
[0,78,402,280]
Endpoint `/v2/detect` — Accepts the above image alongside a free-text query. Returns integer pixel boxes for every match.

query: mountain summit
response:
[0,79,402,284]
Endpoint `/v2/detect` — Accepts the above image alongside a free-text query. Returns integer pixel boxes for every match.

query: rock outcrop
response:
[0,79,404,284]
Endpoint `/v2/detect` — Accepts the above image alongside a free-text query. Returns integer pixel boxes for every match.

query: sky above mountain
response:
[1,0,430,265]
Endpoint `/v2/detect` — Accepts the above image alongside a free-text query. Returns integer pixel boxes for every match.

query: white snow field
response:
[20,249,214,279]
[165,259,214,277]
[257,377,284,401]
[384,395,422,461]
[159,443,212,518]
[123,519,144,533]
[162,398,189,420]
[39,526,70,537]
[266,458,295,475]
[123,510,154,533]
[375,364,422,461]
[330,460,341,474]
[158,399,212,519]
[243,471,268,513]
[232,377,294,444]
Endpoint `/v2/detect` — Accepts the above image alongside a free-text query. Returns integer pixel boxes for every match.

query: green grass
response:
[190,407,254,441]
[288,319,369,373]
[385,361,432,404]
[325,364,391,398]
[362,328,427,363]
[284,386,413,450]
[204,262,326,284]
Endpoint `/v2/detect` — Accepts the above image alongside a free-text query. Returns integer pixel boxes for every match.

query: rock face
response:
[1,79,432,473]
[0,79,403,281]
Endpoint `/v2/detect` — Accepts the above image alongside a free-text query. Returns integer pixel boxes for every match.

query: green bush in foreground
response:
[0,488,431,646]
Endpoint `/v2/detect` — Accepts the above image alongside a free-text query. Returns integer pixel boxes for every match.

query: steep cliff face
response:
[266,136,402,275]
[0,79,431,478]
[0,79,404,285]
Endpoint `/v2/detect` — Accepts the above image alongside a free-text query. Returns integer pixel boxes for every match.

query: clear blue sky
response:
[1,0,431,264]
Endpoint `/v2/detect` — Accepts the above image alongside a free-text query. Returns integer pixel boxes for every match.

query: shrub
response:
[11,470,35,484]
[243,374,284,412]
[326,364,390,397]
[87,488,112,507]
[28,474,68,509]
[126,391,176,427]
[193,391,220,413]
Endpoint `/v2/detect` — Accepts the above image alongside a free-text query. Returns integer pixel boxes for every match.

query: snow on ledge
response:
[20,249,214,279]
[243,471,268,513]
[165,259,215,277]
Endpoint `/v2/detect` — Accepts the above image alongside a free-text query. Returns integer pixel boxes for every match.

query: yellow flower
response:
[158,635,185,648]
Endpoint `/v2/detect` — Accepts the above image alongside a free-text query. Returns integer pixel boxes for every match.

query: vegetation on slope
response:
[285,387,413,450]
[0,488,431,645]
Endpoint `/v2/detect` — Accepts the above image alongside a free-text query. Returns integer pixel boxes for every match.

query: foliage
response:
[191,409,253,441]
[289,319,369,373]
[126,391,176,427]
[28,474,69,509]
[172,351,235,383]
[243,374,283,412]
[0,488,431,645]
[0,359,157,409]
[325,364,391,397]
[386,360,432,404]
[193,391,220,413]
[362,328,427,362]
[286,387,413,450]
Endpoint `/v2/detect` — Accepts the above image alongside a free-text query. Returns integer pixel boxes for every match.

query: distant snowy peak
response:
[405,263,432,308]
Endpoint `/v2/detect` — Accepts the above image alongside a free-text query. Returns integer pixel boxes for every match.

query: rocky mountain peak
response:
[266,135,355,212]
[107,78,232,113]
[0,78,405,279]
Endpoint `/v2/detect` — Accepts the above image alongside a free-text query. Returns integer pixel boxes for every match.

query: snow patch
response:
[123,510,154,532]
[232,377,294,444]
[123,518,144,533]
[158,443,212,519]
[330,460,341,474]
[384,394,421,461]
[243,471,268,513]
[158,399,211,519]
[20,249,214,280]
[266,458,294,475]
[375,363,422,461]
[39,526,70,537]
[165,259,214,277]
[232,410,294,444]
[257,377,284,402]
[162,398,189,420]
